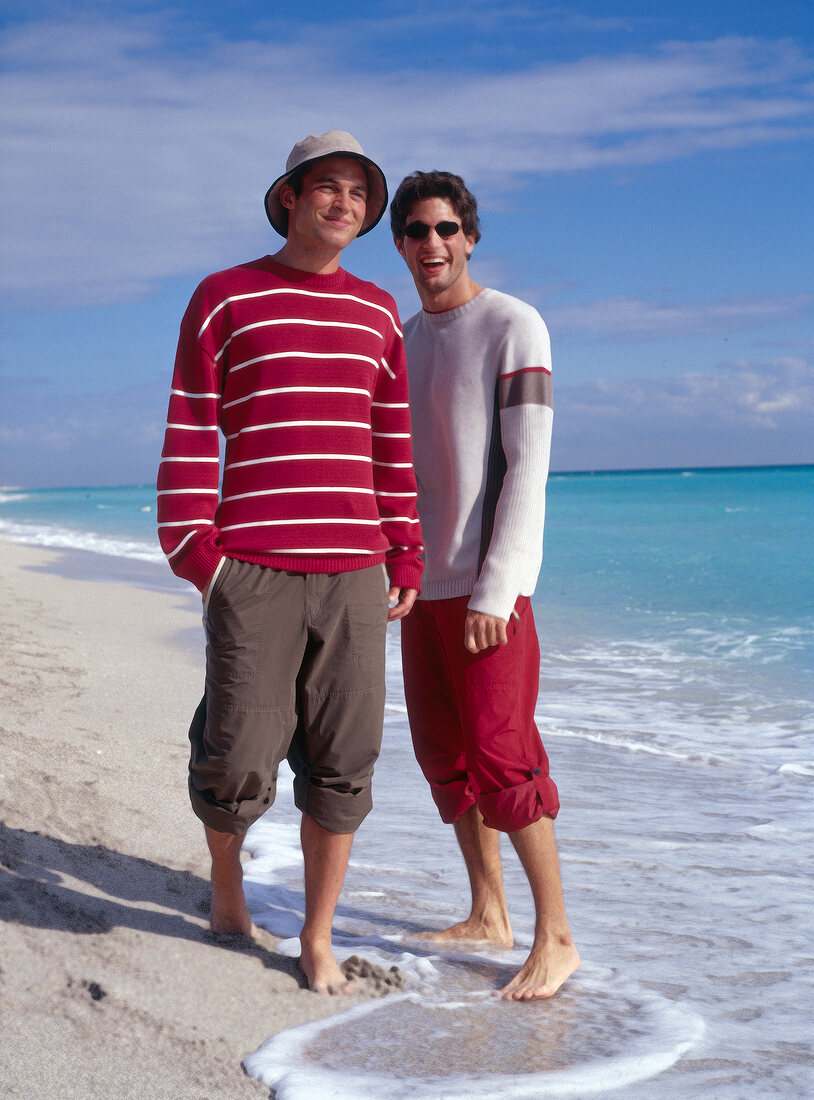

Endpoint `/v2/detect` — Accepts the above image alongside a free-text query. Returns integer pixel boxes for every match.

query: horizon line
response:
[4,462,814,493]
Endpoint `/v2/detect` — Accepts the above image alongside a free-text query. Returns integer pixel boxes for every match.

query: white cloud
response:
[551,355,814,469]
[3,353,809,486]
[546,294,814,339]
[1,16,812,307]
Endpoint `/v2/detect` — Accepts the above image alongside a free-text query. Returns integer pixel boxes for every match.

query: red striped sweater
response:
[157,256,423,592]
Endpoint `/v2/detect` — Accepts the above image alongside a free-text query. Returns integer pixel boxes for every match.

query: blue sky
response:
[1,0,812,486]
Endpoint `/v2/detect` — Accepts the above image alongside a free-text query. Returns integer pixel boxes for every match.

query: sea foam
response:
[0,519,164,563]
[244,964,705,1099]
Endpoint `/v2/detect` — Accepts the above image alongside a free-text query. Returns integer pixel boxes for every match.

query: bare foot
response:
[298,942,355,995]
[497,939,580,1001]
[415,914,513,949]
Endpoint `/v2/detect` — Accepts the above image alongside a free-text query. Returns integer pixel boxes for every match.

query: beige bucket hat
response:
[264,130,388,238]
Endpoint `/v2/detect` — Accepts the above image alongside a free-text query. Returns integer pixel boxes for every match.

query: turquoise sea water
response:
[544,465,813,655]
[4,465,809,675]
[3,465,812,618]
[2,466,812,1096]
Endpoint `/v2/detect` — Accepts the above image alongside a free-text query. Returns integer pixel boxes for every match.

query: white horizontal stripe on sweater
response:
[372,401,409,408]
[158,519,214,528]
[222,487,374,503]
[374,490,417,497]
[227,453,371,470]
[224,385,370,410]
[372,432,410,439]
[380,357,396,380]
[228,351,379,375]
[216,318,382,361]
[166,423,219,431]
[221,517,384,531]
[157,488,219,495]
[274,547,378,555]
[198,288,402,340]
[160,456,220,463]
[372,460,413,468]
[171,389,219,399]
[225,419,370,442]
[378,516,421,524]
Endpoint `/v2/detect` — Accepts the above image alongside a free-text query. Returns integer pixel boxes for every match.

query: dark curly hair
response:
[390,171,481,243]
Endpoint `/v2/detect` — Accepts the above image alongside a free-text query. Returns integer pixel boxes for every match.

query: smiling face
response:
[281,156,369,259]
[395,196,478,312]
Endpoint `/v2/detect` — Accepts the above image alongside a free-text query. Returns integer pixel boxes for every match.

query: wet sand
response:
[0,539,383,1098]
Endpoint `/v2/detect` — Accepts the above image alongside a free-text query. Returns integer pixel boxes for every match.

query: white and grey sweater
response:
[403,288,553,621]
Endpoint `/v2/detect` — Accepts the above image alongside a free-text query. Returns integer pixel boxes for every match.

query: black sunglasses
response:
[403,220,461,240]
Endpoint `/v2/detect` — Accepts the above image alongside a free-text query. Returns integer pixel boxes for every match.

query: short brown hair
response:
[390,171,481,243]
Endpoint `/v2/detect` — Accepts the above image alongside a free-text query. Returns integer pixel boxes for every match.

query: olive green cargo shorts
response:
[188,558,388,835]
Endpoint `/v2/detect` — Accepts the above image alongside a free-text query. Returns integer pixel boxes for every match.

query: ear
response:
[394,234,407,258]
[279,182,296,212]
[464,232,476,259]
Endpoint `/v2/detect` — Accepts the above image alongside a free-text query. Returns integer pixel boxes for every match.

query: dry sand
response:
[0,539,380,1098]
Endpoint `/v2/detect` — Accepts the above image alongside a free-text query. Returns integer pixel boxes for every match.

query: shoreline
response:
[0,539,375,1098]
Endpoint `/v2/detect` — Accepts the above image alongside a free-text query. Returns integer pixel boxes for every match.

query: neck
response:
[272,240,343,275]
[419,276,483,314]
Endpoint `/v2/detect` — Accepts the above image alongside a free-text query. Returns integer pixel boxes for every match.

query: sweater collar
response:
[420,287,491,323]
[261,255,349,289]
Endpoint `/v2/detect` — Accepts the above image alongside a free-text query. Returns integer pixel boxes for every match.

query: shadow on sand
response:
[0,820,292,976]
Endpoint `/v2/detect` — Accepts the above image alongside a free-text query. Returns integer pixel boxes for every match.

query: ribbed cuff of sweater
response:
[468,573,525,622]
[386,561,423,593]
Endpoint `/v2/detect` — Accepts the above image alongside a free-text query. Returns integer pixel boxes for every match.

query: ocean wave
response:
[773,761,814,778]
[0,519,164,563]
[0,492,30,504]
[240,805,709,1099]
[551,621,814,668]
[244,963,705,1099]
[539,724,731,765]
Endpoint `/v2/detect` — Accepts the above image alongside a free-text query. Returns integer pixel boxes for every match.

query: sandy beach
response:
[0,539,385,1098]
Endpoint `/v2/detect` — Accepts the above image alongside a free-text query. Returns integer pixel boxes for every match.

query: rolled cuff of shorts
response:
[429,777,478,825]
[478,771,560,832]
[293,775,374,834]
[188,775,271,835]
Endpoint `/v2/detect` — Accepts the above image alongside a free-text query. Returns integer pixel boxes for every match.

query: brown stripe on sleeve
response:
[499,367,553,410]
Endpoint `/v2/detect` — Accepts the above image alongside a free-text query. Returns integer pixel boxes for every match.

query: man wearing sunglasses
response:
[391,171,579,1000]
[158,132,422,995]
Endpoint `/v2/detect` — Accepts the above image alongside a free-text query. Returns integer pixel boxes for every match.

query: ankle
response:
[299,928,332,953]
[532,928,574,951]
[473,901,511,927]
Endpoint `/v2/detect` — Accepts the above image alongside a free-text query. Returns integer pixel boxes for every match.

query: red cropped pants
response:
[401,595,559,833]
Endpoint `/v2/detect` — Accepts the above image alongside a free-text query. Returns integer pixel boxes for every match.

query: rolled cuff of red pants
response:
[429,777,478,825]
[478,771,560,832]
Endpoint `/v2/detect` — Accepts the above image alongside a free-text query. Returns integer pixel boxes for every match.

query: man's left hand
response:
[388,587,418,621]
[464,610,509,653]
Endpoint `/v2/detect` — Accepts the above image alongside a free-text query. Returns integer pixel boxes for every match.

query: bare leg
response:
[298,813,355,994]
[498,815,580,1000]
[204,825,253,936]
[417,805,513,947]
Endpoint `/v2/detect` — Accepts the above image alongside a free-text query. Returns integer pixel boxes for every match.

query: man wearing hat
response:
[157,132,422,994]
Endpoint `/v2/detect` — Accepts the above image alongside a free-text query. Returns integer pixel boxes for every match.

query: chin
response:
[323,230,358,249]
